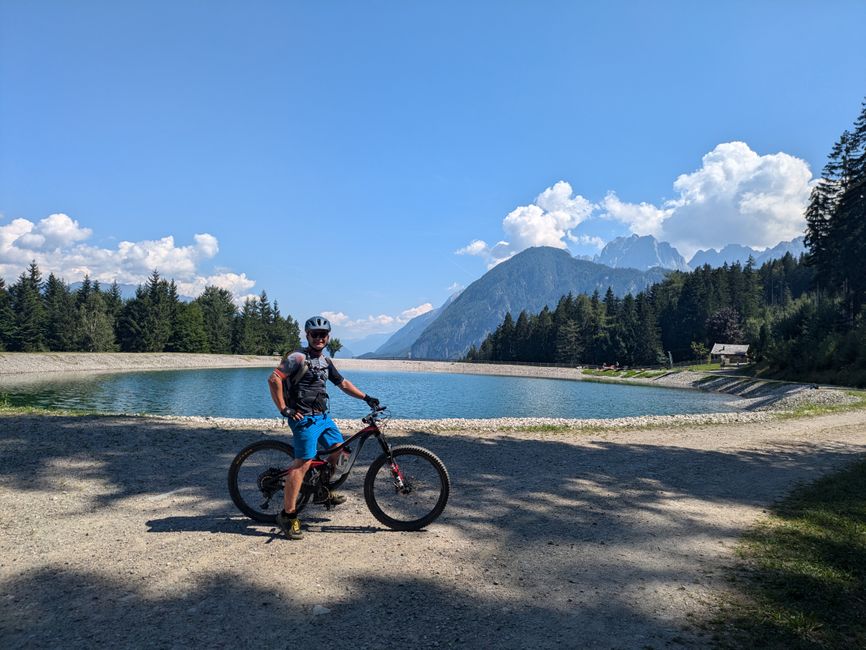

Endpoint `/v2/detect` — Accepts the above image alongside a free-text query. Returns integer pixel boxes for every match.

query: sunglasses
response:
[309,331,330,339]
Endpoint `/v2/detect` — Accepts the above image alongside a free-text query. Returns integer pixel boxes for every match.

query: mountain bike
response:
[228,407,450,531]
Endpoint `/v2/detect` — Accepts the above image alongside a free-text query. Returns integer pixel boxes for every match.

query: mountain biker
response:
[267,315,380,540]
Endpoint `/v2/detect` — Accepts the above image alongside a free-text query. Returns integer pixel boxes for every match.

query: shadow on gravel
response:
[3,414,866,647]
[1,565,676,649]
[145,515,381,536]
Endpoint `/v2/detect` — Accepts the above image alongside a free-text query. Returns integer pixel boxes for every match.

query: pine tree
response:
[103,281,124,338]
[117,287,149,352]
[554,320,582,366]
[0,277,15,350]
[834,100,866,315]
[196,286,237,354]
[142,271,173,351]
[43,273,75,350]
[633,293,663,365]
[167,302,208,352]
[9,262,46,351]
[76,290,118,352]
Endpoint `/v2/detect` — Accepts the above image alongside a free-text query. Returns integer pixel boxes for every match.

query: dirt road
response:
[2,410,866,648]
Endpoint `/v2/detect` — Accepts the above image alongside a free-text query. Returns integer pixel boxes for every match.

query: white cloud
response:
[400,303,433,320]
[458,181,594,268]
[174,272,255,300]
[600,142,815,258]
[571,234,606,249]
[322,302,436,337]
[0,213,254,302]
[460,142,815,267]
[600,192,672,238]
[446,282,464,293]
[321,311,351,327]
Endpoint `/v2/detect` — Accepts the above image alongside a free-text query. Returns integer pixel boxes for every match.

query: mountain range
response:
[371,247,668,360]
[688,237,806,268]
[589,234,805,271]
[362,235,808,361]
[593,234,690,271]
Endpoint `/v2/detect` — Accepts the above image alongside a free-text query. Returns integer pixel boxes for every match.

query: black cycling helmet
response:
[304,315,331,332]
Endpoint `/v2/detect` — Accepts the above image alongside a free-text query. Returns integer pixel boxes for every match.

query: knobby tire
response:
[227,439,310,523]
[363,445,450,531]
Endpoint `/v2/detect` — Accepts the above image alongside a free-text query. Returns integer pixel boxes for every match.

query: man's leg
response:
[316,417,348,505]
[276,458,310,539]
[283,457,312,513]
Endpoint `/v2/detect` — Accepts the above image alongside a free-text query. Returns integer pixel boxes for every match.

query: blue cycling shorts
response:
[288,413,344,460]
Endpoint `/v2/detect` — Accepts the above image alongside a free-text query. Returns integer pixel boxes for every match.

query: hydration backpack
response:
[283,351,335,411]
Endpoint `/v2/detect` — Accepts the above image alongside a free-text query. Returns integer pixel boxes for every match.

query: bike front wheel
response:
[227,439,310,523]
[364,445,450,531]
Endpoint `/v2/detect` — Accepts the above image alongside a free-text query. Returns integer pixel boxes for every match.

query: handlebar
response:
[362,405,388,425]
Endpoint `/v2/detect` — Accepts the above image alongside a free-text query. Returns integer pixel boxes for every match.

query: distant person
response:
[267,315,379,540]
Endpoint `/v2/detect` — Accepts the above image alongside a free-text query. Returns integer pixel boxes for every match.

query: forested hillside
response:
[467,254,810,367]
[469,98,866,387]
[0,267,301,356]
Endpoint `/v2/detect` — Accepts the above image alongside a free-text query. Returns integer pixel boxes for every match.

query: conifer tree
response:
[117,287,149,352]
[0,277,15,350]
[43,273,75,350]
[554,320,582,366]
[196,286,237,354]
[76,289,117,352]
[9,262,46,351]
[141,271,174,351]
[167,301,208,352]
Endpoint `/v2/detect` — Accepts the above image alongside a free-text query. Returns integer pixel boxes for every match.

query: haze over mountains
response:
[363,235,807,361]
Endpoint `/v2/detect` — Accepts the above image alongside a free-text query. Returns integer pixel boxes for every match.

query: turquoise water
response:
[0,367,739,419]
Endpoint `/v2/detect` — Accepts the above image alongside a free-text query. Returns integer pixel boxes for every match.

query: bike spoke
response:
[370,451,446,525]
[233,445,293,519]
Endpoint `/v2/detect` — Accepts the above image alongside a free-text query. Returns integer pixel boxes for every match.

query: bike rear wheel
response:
[227,440,310,523]
[364,445,450,531]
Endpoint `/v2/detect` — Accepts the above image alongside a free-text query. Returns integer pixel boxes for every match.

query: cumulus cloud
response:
[600,193,672,238]
[460,142,815,266]
[0,213,254,302]
[174,272,255,300]
[570,234,606,249]
[600,142,814,257]
[322,302,436,337]
[457,181,594,268]
[400,303,434,320]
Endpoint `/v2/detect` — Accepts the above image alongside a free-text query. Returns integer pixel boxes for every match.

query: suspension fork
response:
[374,430,406,487]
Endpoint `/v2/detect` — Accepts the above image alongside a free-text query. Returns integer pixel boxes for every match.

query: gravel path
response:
[2,408,866,648]
[1,352,863,647]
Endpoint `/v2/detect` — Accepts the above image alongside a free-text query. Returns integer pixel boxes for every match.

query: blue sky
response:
[2,1,865,343]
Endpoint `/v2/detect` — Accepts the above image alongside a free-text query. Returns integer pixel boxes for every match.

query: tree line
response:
[0,266,304,356]
[466,254,810,367]
[468,97,866,387]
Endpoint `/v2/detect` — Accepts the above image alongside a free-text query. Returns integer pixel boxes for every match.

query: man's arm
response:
[268,371,288,411]
[338,379,366,399]
[269,369,303,419]
[338,379,379,408]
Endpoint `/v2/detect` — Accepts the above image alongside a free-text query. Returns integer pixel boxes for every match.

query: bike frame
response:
[280,411,402,484]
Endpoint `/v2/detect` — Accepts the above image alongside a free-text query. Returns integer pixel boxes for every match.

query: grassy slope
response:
[712,460,866,648]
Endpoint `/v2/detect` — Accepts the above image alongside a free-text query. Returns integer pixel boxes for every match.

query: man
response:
[267,315,379,540]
